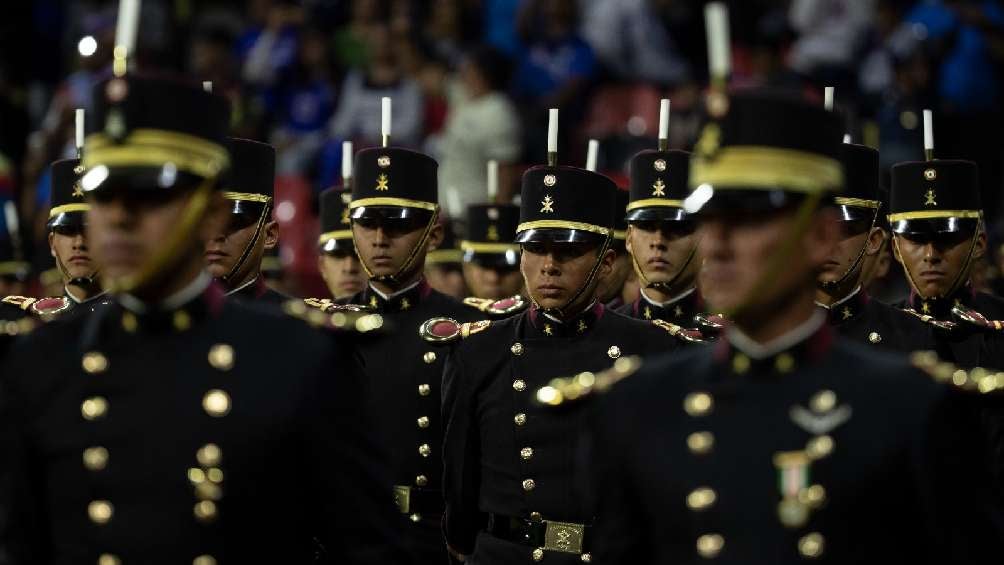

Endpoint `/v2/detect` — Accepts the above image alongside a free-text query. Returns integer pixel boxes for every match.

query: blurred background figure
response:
[425,217,467,300]
[317,186,366,299]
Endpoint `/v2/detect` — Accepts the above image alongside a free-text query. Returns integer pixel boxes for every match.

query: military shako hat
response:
[82,74,231,193]
[687,90,845,214]
[463,203,520,267]
[888,159,980,235]
[516,166,616,244]
[48,158,88,229]
[223,138,275,218]
[319,187,354,254]
[833,143,881,222]
[349,147,438,221]
[626,149,691,222]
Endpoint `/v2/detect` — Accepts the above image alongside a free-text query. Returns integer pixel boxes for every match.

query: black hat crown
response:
[888,159,980,233]
[48,158,88,228]
[319,186,354,252]
[627,149,690,221]
[224,138,275,202]
[350,147,438,217]
[835,142,880,214]
[516,165,616,243]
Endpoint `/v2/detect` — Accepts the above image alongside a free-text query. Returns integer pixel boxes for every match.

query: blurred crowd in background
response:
[1,0,1004,299]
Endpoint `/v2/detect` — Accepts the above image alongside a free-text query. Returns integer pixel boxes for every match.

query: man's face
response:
[817,216,878,286]
[425,264,467,299]
[319,250,367,299]
[463,262,523,299]
[87,189,203,282]
[698,206,838,315]
[521,239,613,311]
[351,213,438,280]
[894,230,985,297]
[626,221,698,288]
[49,225,96,282]
[205,210,277,283]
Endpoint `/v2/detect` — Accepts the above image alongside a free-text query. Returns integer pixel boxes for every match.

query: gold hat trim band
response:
[690,146,843,193]
[0,262,30,276]
[349,197,437,211]
[887,210,983,222]
[517,220,612,236]
[49,203,90,218]
[834,197,880,209]
[84,129,230,179]
[625,198,684,211]
[222,191,272,203]
[319,230,353,244]
[427,249,464,264]
[613,230,627,240]
[460,241,520,253]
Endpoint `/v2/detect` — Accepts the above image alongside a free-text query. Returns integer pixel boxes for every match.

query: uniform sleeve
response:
[912,382,1004,562]
[301,337,412,565]
[589,385,650,563]
[440,345,485,556]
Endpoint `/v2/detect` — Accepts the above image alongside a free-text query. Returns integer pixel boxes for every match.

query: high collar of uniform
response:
[65,286,107,306]
[116,273,225,333]
[527,301,604,338]
[363,278,431,313]
[908,283,975,319]
[714,311,832,377]
[816,285,868,325]
[636,287,701,323]
[226,275,267,300]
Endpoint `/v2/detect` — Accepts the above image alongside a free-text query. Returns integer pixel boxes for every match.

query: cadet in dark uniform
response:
[341,143,478,563]
[815,142,933,352]
[204,138,288,304]
[596,187,632,308]
[581,90,1002,564]
[0,73,405,564]
[429,116,682,565]
[45,158,107,314]
[888,158,1004,367]
[426,217,468,300]
[317,158,366,300]
[459,203,527,317]
[615,145,704,330]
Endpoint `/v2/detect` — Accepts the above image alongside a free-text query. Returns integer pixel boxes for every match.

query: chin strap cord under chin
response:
[528,234,612,320]
[220,203,271,286]
[358,207,440,287]
[629,233,698,295]
[819,208,878,294]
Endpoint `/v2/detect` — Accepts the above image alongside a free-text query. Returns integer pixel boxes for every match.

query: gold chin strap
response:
[53,249,101,293]
[221,202,271,285]
[102,175,217,295]
[629,231,698,295]
[892,214,983,302]
[525,235,612,320]
[726,192,825,320]
[357,206,440,287]
[818,207,879,294]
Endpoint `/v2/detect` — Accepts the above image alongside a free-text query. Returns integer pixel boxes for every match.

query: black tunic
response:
[0,282,407,564]
[898,287,1004,369]
[341,279,479,564]
[588,322,1002,564]
[227,277,290,306]
[615,287,704,326]
[441,304,682,564]
[818,287,934,353]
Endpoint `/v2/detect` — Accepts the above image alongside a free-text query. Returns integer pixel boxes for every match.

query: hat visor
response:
[350,206,434,221]
[625,207,688,222]
[890,217,979,235]
[515,228,608,244]
[836,205,876,222]
[228,199,268,216]
[464,249,520,268]
[321,237,355,254]
[686,188,807,216]
[81,165,211,194]
[47,212,88,230]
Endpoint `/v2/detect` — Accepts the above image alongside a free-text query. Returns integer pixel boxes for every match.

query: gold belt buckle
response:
[393,485,411,514]
[543,520,585,554]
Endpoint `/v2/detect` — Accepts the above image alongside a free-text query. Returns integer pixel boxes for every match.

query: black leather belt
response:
[393,485,442,515]
[487,513,592,555]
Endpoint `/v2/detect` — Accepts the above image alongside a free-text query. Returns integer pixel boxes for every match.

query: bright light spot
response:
[78,36,98,57]
[626,116,647,136]
[276,201,296,222]
[81,165,109,191]
[157,163,178,188]
[684,184,714,214]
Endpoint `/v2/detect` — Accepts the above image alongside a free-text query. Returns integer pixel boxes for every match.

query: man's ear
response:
[263,220,279,249]
[48,232,56,258]
[865,227,886,256]
[426,221,444,250]
[597,247,616,279]
[973,229,987,261]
